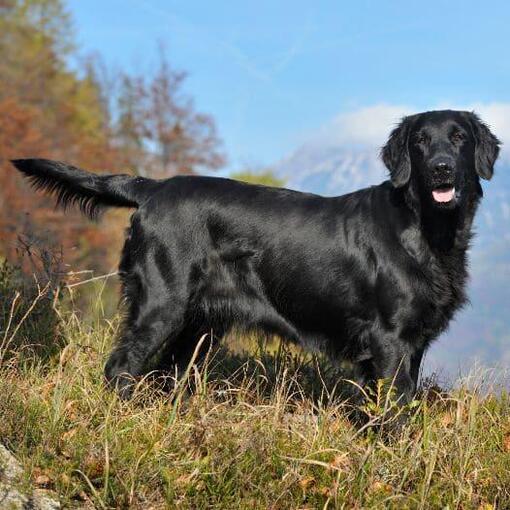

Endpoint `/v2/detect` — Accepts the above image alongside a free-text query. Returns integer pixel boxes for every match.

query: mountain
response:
[275,144,510,384]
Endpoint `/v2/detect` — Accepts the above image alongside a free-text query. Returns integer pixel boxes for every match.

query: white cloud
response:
[502,201,510,221]
[309,102,510,159]
[313,104,413,148]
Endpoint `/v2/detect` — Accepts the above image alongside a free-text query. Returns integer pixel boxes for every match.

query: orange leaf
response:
[34,474,52,487]
[503,433,510,452]
[299,476,315,491]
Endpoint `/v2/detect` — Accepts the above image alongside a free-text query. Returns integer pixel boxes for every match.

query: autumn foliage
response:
[0,0,225,274]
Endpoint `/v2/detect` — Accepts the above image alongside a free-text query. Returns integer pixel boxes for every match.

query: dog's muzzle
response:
[429,159,456,204]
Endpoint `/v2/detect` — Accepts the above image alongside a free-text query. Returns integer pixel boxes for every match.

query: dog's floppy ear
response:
[468,112,501,180]
[381,116,412,188]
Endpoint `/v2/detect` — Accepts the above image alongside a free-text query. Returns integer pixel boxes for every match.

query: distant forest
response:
[0,0,226,274]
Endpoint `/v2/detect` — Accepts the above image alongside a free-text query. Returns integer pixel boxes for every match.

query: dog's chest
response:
[407,250,468,343]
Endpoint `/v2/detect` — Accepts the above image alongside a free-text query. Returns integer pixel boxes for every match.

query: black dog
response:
[11,110,500,403]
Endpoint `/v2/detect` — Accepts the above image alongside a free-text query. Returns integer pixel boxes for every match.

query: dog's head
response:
[381,110,500,210]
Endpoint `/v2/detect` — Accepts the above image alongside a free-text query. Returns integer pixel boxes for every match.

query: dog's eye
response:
[451,131,465,144]
[414,134,427,145]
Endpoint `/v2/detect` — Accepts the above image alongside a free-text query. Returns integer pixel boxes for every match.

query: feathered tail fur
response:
[11,159,158,219]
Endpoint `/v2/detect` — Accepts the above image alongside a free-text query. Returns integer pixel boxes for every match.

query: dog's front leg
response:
[357,340,417,433]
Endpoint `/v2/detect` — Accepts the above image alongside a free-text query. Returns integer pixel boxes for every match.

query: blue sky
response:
[67,0,510,172]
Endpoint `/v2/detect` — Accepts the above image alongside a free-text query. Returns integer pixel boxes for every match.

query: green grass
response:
[1,281,510,508]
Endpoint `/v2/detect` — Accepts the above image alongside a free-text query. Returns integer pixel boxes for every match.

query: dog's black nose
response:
[435,162,451,173]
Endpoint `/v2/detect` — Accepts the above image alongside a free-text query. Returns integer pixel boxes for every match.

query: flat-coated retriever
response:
[11,110,500,405]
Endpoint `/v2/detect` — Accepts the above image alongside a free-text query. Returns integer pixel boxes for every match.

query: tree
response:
[115,74,149,175]
[0,0,120,272]
[115,49,226,177]
[231,168,286,187]
[0,0,226,275]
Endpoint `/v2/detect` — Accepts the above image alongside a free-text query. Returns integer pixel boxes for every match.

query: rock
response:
[33,489,61,510]
[0,482,30,509]
[0,444,23,482]
[0,444,61,509]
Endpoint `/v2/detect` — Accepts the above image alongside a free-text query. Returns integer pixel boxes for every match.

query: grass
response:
[1,275,510,508]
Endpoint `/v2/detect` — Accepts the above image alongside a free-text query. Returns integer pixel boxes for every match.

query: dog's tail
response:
[11,158,159,219]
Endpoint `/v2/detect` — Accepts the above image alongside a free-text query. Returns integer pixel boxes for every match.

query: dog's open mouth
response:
[432,186,456,203]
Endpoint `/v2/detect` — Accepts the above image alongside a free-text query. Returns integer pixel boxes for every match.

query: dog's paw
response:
[104,349,136,399]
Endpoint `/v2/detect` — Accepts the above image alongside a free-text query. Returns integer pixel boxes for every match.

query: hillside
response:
[1,276,510,508]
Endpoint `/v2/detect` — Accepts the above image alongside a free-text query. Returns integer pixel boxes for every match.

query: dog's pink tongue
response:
[432,187,455,203]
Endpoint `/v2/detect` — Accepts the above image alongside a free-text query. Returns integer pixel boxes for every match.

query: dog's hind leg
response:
[104,249,190,398]
[104,297,188,398]
[104,313,185,399]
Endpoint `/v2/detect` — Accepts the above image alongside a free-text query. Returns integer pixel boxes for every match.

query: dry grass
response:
[1,275,510,509]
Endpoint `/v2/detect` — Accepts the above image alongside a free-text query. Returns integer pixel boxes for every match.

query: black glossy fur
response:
[11,110,500,403]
